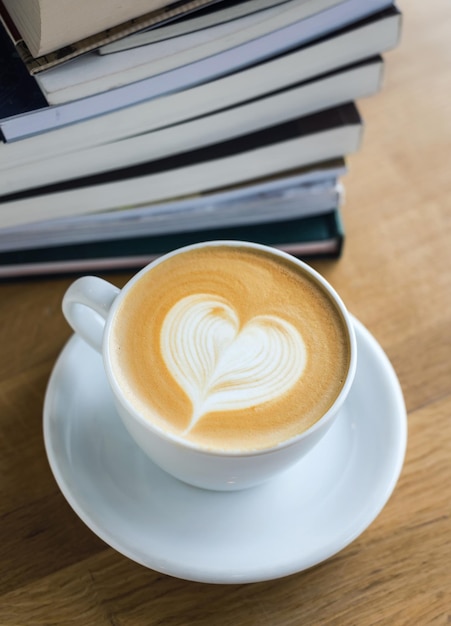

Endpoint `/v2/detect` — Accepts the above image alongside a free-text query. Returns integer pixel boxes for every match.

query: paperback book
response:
[0,103,361,229]
[0,5,401,141]
[0,57,382,196]
[34,0,394,104]
[0,160,346,252]
[0,210,345,279]
[0,0,222,69]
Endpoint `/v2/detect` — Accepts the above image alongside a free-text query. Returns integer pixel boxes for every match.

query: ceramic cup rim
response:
[102,240,357,458]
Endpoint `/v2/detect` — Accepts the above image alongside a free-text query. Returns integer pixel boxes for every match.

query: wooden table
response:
[1,0,450,623]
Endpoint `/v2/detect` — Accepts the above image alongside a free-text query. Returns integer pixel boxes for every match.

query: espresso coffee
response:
[109,245,351,452]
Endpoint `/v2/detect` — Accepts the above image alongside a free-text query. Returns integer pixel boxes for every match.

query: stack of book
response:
[0,0,402,278]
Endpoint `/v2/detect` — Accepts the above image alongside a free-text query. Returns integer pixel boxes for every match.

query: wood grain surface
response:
[1,0,450,623]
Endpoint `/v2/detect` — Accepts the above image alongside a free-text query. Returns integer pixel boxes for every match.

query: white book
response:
[98,0,294,54]
[0,0,398,141]
[0,7,400,161]
[0,210,344,279]
[36,0,393,104]
[0,58,382,196]
[1,0,220,57]
[0,171,345,252]
[0,103,361,229]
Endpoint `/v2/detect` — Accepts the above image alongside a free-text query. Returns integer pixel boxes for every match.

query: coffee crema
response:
[109,245,351,451]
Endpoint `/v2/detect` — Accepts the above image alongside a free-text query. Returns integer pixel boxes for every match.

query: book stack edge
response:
[0,0,402,278]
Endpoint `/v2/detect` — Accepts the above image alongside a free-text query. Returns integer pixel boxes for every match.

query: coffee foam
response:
[109,245,350,451]
[161,293,307,432]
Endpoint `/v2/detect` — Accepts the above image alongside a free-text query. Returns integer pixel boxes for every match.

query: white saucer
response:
[43,317,407,584]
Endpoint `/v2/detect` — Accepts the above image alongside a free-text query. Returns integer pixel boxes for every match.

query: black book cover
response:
[0,22,47,127]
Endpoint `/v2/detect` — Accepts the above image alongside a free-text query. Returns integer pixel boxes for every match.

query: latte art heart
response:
[161,294,307,431]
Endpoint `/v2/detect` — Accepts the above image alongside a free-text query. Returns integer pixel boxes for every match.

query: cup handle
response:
[62,276,120,353]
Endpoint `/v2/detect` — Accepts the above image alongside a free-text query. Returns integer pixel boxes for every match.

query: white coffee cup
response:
[62,241,357,490]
